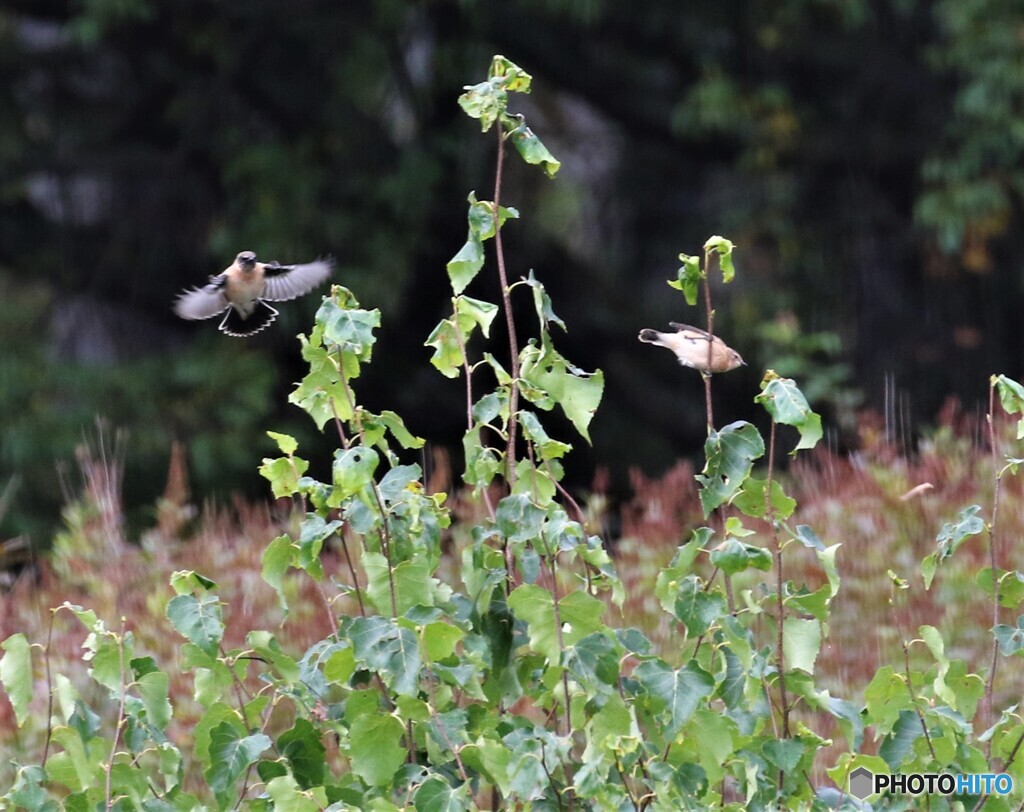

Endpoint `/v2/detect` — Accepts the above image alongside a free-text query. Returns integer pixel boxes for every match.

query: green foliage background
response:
[3,0,1024,537]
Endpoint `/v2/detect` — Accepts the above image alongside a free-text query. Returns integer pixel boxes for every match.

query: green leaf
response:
[7,765,50,810]
[317,296,380,356]
[878,709,923,771]
[785,584,832,621]
[462,427,503,489]
[266,431,298,456]
[564,633,619,691]
[324,645,355,685]
[168,571,216,595]
[137,671,171,730]
[259,454,309,499]
[520,340,604,442]
[423,621,465,663]
[166,594,223,657]
[0,633,31,727]
[783,617,822,674]
[507,584,605,663]
[716,647,745,710]
[936,505,984,559]
[262,534,294,613]
[489,54,532,92]
[732,476,796,520]
[446,238,485,295]
[672,576,728,636]
[496,493,546,543]
[349,616,422,696]
[277,718,326,790]
[703,235,735,283]
[379,410,425,450]
[506,116,561,177]
[763,739,804,774]
[331,445,379,502]
[755,375,823,453]
[363,553,439,615]
[290,339,352,429]
[994,616,1024,656]
[205,721,271,806]
[349,713,406,787]
[85,629,127,692]
[265,774,328,811]
[457,295,500,336]
[864,663,913,733]
[710,538,772,575]
[522,271,565,331]
[653,529,710,614]
[426,295,501,377]
[793,525,825,551]
[426,318,467,378]
[994,374,1024,438]
[519,411,572,461]
[247,631,300,684]
[668,253,703,306]
[49,725,103,792]
[447,195,508,294]
[459,80,504,131]
[696,421,765,515]
[634,658,715,737]
[415,775,472,812]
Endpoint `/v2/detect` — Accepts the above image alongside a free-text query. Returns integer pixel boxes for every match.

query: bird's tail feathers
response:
[220,301,279,337]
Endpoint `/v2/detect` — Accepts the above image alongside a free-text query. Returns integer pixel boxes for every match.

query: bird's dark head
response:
[236,251,257,268]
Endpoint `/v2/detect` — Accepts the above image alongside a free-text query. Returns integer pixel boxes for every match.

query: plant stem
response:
[329,398,367,617]
[702,246,716,431]
[105,621,128,811]
[700,246,735,613]
[493,124,520,489]
[765,420,791,741]
[985,382,1003,757]
[890,598,938,762]
[42,611,56,768]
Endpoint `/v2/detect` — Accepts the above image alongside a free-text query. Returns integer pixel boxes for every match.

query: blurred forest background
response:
[2,0,1023,544]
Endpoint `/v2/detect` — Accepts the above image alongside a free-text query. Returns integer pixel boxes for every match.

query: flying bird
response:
[174,251,333,337]
[638,322,745,374]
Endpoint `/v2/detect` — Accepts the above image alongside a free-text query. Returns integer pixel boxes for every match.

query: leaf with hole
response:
[696,421,765,515]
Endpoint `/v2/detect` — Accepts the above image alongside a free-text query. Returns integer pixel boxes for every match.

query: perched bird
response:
[638,322,745,374]
[174,251,333,337]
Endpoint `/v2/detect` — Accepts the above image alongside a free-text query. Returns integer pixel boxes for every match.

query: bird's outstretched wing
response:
[262,257,334,302]
[174,275,228,320]
[667,322,711,339]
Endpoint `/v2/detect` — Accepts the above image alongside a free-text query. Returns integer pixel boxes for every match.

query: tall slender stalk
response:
[764,420,791,741]
[985,383,1003,757]
[701,247,716,431]
[493,125,520,489]
[700,247,735,612]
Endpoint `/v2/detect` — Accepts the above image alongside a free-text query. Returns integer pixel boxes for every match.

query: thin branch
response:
[338,530,366,617]
[42,611,56,768]
[985,382,1002,756]
[370,481,400,618]
[702,246,716,431]
[765,420,791,740]
[105,621,129,810]
[493,124,520,489]
[890,599,938,763]
[328,398,367,618]
[453,310,475,434]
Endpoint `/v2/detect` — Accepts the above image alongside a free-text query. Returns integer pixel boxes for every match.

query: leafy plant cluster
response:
[4,55,1024,811]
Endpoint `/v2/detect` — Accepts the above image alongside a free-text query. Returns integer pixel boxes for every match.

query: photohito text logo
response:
[848,766,1013,800]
